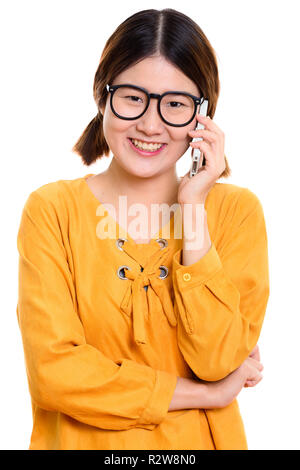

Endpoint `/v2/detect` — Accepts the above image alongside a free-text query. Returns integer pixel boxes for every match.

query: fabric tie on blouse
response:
[120,240,177,346]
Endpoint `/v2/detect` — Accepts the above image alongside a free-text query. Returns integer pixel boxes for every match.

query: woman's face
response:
[100,55,200,178]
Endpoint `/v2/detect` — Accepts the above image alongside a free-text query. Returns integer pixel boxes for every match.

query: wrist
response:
[179,199,207,209]
[180,208,211,261]
[184,380,219,410]
[168,377,212,411]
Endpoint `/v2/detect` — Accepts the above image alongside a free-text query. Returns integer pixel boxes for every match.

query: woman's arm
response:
[168,353,263,411]
[172,188,270,381]
[16,190,178,432]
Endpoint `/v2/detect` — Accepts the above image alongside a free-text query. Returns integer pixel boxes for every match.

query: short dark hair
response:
[72,8,231,177]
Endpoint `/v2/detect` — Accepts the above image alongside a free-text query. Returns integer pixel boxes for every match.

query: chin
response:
[129,166,160,178]
[125,162,163,179]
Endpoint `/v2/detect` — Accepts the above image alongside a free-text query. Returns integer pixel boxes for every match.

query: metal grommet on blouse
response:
[158,265,168,279]
[116,238,128,251]
[155,238,168,249]
[117,265,130,280]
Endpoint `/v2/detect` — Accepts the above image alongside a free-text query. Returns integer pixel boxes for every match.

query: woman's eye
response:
[125,95,142,102]
[168,101,184,107]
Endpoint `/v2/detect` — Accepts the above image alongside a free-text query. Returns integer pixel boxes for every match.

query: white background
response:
[1,0,299,450]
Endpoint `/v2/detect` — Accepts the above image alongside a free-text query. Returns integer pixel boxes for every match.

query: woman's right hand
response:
[202,356,264,409]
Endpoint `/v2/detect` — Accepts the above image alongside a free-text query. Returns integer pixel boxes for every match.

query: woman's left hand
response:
[244,344,263,388]
[177,114,226,204]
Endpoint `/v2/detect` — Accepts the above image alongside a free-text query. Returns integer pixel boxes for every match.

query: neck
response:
[101,158,181,208]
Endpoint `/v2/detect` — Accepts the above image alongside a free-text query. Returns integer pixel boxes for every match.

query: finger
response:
[245,376,263,387]
[190,140,225,171]
[249,350,260,362]
[253,372,263,382]
[246,376,263,385]
[249,344,260,362]
[195,114,225,137]
[245,381,256,388]
[244,381,254,388]
[256,345,261,362]
[247,356,264,371]
[188,129,218,144]
[246,373,263,385]
[245,364,263,381]
[189,140,207,148]
[189,140,212,155]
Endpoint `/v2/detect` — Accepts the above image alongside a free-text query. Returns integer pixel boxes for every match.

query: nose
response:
[135,98,164,136]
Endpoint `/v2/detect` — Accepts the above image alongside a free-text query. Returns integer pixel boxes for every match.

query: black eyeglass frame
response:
[106,83,205,128]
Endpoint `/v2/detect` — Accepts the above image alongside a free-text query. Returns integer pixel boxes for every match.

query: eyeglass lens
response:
[111,86,195,126]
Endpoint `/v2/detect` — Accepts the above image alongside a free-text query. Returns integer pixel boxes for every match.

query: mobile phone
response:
[189,99,209,178]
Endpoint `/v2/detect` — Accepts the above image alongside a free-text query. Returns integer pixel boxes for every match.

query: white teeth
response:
[131,139,163,151]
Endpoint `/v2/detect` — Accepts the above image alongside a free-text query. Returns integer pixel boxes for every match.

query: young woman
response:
[16,8,269,450]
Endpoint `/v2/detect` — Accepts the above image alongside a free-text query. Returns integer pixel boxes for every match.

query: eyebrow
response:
[115,83,199,96]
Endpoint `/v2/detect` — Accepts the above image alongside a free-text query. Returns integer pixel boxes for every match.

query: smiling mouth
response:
[129,138,166,151]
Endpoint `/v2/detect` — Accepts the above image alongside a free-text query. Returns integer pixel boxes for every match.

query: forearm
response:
[168,357,264,412]
[180,202,212,266]
[168,377,216,411]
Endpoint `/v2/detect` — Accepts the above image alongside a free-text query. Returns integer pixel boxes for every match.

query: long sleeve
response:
[16,191,178,431]
[172,188,270,381]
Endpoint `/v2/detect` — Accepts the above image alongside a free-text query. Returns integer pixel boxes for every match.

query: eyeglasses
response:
[106,83,205,127]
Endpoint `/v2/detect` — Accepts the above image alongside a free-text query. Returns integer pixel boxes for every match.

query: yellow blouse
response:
[16,173,270,450]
